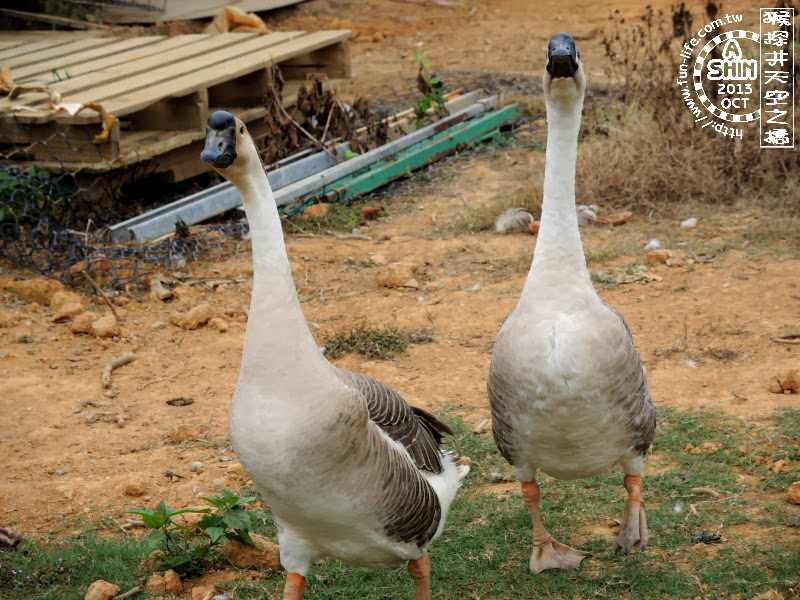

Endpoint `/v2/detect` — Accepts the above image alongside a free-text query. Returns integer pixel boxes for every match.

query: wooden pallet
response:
[0,30,351,183]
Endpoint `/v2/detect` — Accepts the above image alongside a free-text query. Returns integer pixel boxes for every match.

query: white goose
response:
[200,111,468,600]
[487,33,656,574]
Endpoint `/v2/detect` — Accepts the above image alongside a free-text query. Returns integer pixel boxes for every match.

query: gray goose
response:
[486,33,656,574]
[201,111,469,600]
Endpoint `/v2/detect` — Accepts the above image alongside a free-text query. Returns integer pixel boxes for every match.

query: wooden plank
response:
[104,30,351,117]
[6,78,334,175]
[13,36,166,81]
[89,31,301,105]
[0,41,24,52]
[128,89,209,131]
[0,39,76,64]
[41,34,207,83]
[0,35,214,117]
[24,34,255,108]
[4,37,114,70]
[279,39,351,79]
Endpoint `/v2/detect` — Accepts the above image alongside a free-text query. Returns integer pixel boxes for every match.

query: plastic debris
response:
[644,238,661,251]
[680,217,698,228]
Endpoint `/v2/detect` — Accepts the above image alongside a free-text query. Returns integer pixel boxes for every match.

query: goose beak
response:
[201,110,238,169]
[546,32,579,79]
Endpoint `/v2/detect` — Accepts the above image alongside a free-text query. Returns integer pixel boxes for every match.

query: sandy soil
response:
[0,0,796,547]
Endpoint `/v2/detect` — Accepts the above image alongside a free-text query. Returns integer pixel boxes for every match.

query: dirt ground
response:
[0,0,797,549]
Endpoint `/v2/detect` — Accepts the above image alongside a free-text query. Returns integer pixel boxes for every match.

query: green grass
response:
[0,534,148,600]
[322,324,409,360]
[3,408,798,600]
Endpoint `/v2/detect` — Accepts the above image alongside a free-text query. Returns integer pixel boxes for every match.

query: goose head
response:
[543,32,586,108]
[201,110,260,183]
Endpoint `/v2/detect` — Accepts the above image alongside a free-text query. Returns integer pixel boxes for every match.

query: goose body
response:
[201,111,467,599]
[487,33,656,574]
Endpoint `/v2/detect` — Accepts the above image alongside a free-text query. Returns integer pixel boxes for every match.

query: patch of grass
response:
[584,245,625,264]
[286,203,372,233]
[7,409,798,600]
[0,534,147,600]
[322,324,408,360]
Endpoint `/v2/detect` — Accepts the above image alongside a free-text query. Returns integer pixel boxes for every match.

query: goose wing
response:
[602,303,657,454]
[337,369,451,474]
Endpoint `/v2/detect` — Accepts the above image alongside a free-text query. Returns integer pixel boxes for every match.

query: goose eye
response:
[239,126,244,134]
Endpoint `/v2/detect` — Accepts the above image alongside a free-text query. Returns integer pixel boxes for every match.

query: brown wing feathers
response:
[337,369,449,474]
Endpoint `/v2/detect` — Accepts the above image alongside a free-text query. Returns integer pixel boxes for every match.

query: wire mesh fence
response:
[0,70,542,292]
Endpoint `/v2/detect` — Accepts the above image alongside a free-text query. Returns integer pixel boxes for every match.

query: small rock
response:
[787,481,800,505]
[151,321,166,330]
[84,579,120,600]
[301,202,329,220]
[123,481,148,497]
[150,277,173,301]
[0,312,21,328]
[680,217,698,228]
[207,317,229,332]
[52,302,84,323]
[768,370,800,394]
[91,314,120,338]
[69,311,99,334]
[528,220,541,235]
[360,206,383,220]
[189,461,204,473]
[172,303,214,330]
[164,569,182,594]
[595,211,633,226]
[5,278,64,305]
[377,263,419,289]
[50,290,83,312]
[368,252,389,266]
[56,467,68,476]
[403,278,420,289]
[222,533,282,570]
[771,458,791,473]
[145,573,166,594]
[192,586,215,600]
[647,249,672,264]
[113,296,131,306]
[169,423,200,443]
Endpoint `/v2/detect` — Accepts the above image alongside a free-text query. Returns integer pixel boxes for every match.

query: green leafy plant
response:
[411,49,448,127]
[128,489,259,576]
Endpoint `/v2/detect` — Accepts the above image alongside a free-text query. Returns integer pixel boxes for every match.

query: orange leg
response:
[615,474,648,553]
[521,479,592,574]
[283,572,306,600]
[408,552,431,600]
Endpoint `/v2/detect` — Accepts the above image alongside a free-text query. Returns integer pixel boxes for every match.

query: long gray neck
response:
[521,93,592,299]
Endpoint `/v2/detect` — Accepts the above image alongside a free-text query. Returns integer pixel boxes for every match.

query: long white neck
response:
[520,92,592,299]
[232,164,332,392]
